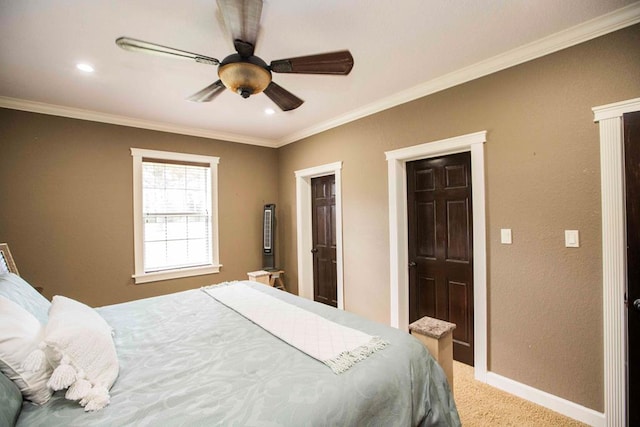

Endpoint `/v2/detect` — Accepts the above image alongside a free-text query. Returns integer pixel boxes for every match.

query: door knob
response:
[408,261,417,268]
[634,299,640,311]
[311,248,318,254]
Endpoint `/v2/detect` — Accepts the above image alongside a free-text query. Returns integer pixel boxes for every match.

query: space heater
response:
[262,204,276,270]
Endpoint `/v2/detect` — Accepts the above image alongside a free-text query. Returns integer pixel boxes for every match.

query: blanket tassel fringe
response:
[323,336,388,374]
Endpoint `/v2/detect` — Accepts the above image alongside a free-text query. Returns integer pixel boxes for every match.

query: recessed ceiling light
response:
[264,108,275,115]
[76,63,94,73]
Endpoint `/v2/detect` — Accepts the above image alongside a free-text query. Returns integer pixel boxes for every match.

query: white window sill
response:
[133,264,222,284]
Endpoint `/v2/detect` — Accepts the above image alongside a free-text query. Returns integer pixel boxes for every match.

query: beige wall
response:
[0,109,279,306]
[277,24,640,411]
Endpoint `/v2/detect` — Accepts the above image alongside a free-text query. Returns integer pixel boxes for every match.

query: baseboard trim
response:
[485,372,605,427]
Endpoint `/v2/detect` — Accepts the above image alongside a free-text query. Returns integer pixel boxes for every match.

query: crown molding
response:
[0,96,278,148]
[275,2,640,147]
[1,3,638,148]
[593,97,640,121]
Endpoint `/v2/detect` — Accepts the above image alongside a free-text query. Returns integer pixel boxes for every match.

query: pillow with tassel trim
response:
[23,295,119,411]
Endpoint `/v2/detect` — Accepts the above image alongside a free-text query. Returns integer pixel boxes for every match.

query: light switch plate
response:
[501,228,512,244]
[565,230,580,248]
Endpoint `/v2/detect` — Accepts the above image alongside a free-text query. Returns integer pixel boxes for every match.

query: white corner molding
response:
[384,131,488,380]
[295,162,344,309]
[2,4,638,149]
[276,3,640,146]
[0,96,277,148]
[593,97,640,427]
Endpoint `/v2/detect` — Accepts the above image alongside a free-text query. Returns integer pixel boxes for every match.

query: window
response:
[131,148,220,284]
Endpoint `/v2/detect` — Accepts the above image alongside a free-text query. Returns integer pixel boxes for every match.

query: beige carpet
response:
[452,361,588,426]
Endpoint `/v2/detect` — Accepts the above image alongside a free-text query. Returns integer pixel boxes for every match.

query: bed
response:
[0,244,460,426]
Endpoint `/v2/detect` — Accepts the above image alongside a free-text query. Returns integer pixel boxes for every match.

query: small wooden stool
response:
[409,317,456,393]
[268,270,285,290]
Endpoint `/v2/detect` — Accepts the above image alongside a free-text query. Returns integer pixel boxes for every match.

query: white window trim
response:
[295,162,344,309]
[131,148,221,284]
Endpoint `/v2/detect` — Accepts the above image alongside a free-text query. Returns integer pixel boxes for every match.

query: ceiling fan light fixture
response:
[218,61,271,98]
[115,0,353,111]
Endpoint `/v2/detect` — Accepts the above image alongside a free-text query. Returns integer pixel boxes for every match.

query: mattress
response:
[17,281,459,426]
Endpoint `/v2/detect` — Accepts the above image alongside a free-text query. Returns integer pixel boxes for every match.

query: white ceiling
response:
[1,1,638,147]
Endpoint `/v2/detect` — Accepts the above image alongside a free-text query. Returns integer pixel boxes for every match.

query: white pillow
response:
[0,296,53,404]
[43,295,119,411]
[0,273,51,324]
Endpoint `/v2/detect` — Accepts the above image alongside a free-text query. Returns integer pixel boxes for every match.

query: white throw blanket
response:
[202,282,387,374]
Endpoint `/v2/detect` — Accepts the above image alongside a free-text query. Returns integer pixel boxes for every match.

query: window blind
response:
[142,159,211,272]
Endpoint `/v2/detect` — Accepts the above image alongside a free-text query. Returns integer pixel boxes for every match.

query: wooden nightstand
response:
[247,270,285,291]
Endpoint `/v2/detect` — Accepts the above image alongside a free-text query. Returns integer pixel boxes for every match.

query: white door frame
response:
[593,97,640,427]
[385,131,488,379]
[295,162,344,309]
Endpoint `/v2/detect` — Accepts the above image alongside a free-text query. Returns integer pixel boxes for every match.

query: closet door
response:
[624,111,640,425]
[407,152,474,365]
[311,175,337,307]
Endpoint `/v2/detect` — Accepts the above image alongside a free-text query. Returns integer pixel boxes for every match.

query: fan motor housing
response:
[218,54,272,98]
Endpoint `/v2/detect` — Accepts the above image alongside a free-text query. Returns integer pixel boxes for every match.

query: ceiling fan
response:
[116,0,354,111]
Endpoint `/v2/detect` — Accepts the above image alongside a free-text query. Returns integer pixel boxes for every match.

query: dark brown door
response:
[311,175,337,307]
[407,152,474,365]
[624,111,640,425]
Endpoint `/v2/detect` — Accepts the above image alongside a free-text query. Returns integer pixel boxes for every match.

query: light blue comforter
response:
[18,281,460,426]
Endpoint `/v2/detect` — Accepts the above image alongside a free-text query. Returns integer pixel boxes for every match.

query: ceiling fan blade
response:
[116,37,219,66]
[187,80,227,102]
[217,0,263,56]
[263,82,304,111]
[270,50,354,75]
